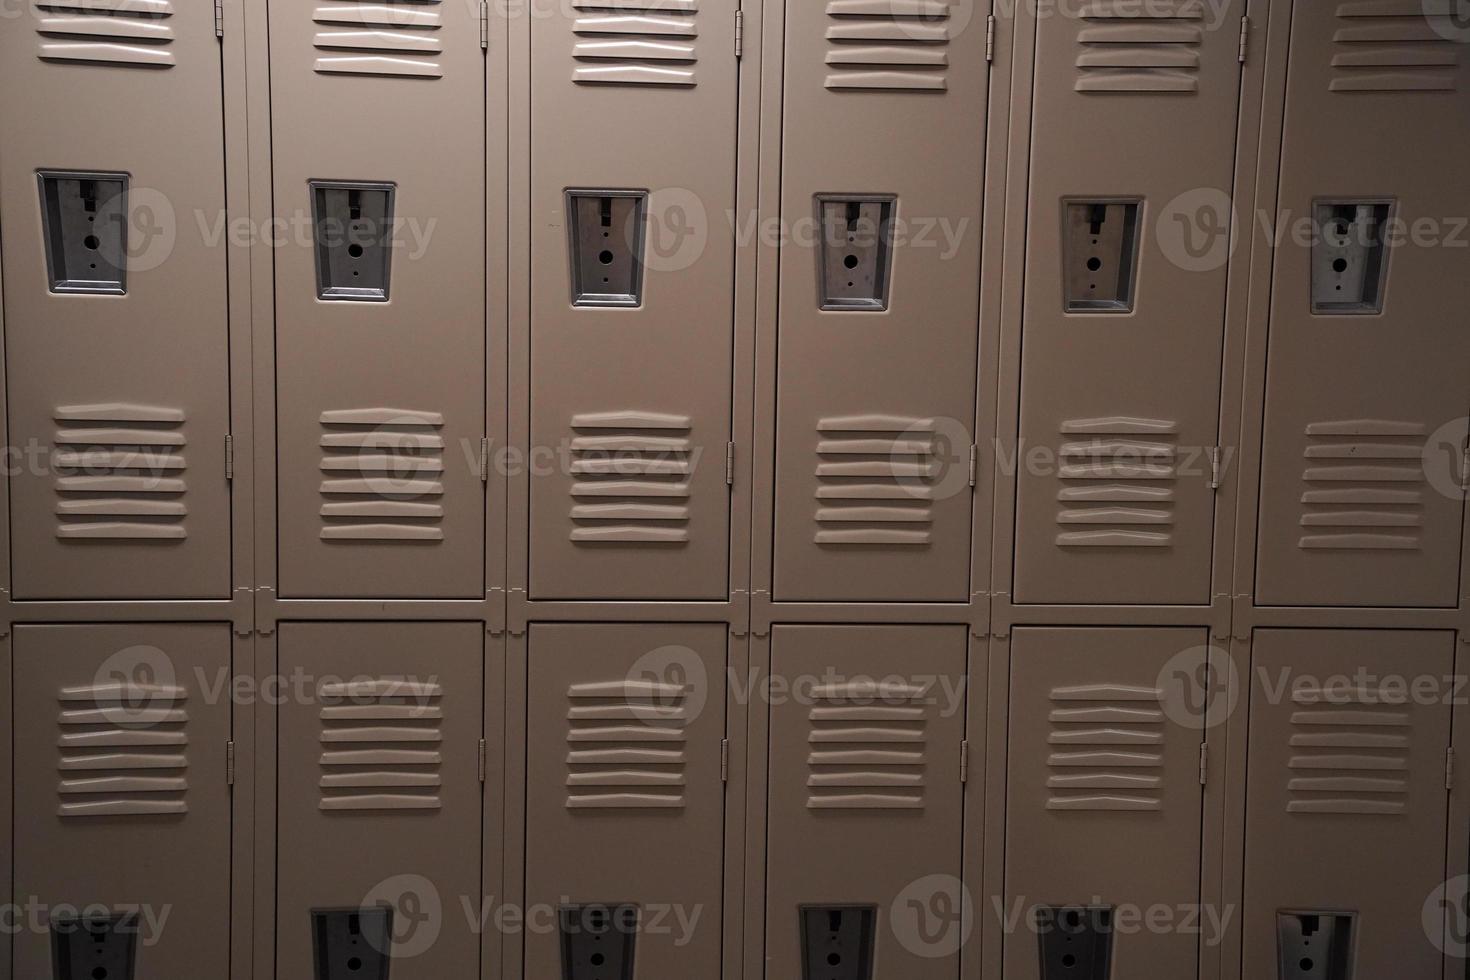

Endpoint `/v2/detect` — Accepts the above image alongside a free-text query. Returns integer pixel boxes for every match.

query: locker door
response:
[268,1,487,598]
[1012,0,1246,605]
[526,624,728,978]
[1255,3,1470,607]
[1243,629,1454,977]
[12,624,232,978]
[766,625,969,978]
[276,623,484,978]
[769,2,988,602]
[1005,628,1207,979]
[526,0,738,600]
[0,9,231,600]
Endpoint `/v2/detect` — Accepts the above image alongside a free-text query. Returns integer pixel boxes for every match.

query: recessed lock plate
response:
[559,903,639,980]
[311,906,394,980]
[1311,201,1391,315]
[1036,905,1114,980]
[310,180,395,302]
[1063,201,1141,313]
[51,911,138,980]
[567,191,647,308]
[816,195,895,311]
[1277,911,1355,980]
[39,170,129,295]
[799,905,877,980]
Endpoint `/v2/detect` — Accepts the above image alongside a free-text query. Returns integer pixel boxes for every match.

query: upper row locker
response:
[1012,0,1246,606]
[0,3,231,600]
[771,0,990,602]
[268,0,488,598]
[526,0,740,601]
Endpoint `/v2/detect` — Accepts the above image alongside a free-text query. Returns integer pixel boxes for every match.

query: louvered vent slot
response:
[569,411,693,544]
[313,0,444,78]
[807,681,929,810]
[1299,420,1426,552]
[1074,0,1204,93]
[1046,683,1165,812]
[319,408,446,542]
[824,0,950,91]
[54,403,188,541]
[572,0,698,86]
[57,681,188,817]
[1331,1,1461,93]
[1286,686,1410,816]
[35,0,176,68]
[815,415,936,546]
[1054,417,1178,549]
[318,679,443,811]
[565,679,688,809]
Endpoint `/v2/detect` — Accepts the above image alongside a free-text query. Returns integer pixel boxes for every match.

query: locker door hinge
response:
[214,0,224,37]
[479,437,490,481]
[1460,441,1470,493]
[479,738,487,782]
[225,434,234,481]
[720,739,730,782]
[1238,16,1249,63]
[1209,446,1222,490]
[968,445,977,488]
[479,1,489,49]
[1199,743,1209,786]
[726,442,735,486]
[1447,747,1456,790]
[226,740,236,785]
[734,9,743,58]
[985,15,996,63]
[960,740,970,783]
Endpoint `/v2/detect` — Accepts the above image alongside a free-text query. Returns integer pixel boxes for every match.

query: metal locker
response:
[766,625,969,979]
[525,624,729,978]
[769,0,988,603]
[1242,629,1455,977]
[267,0,487,598]
[526,0,738,600]
[12,624,232,978]
[276,623,484,978]
[1011,0,1247,605]
[0,7,232,600]
[1254,2,1470,607]
[1004,628,1208,979]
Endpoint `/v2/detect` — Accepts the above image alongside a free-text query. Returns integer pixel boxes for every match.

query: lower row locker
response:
[1005,628,1209,979]
[1243,629,1456,978]
[766,625,970,979]
[12,623,233,978]
[275,622,486,978]
[526,624,729,978]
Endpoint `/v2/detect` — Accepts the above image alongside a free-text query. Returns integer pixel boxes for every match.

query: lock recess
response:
[1063,201,1140,313]
[39,170,128,295]
[1311,201,1391,315]
[559,903,639,980]
[51,911,138,980]
[799,905,877,980]
[310,180,395,302]
[1276,911,1355,980]
[311,906,393,980]
[567,190,647,308]
[816,195,895,311]
[1036,905,1114,980]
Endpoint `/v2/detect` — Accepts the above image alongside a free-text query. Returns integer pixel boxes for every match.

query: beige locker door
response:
[1255,3,1470,607]
[1004,628,1207,979]
[1012,0,1246,605]
[1243,629,1454,977]
[13,624,232,977]
[766,625,968,978]
[268,1,486,598]
[0,9,231,600]
[769,2,988,603]
[526,0,737,601]
[526,624,728,977]
[276,622,484,978]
